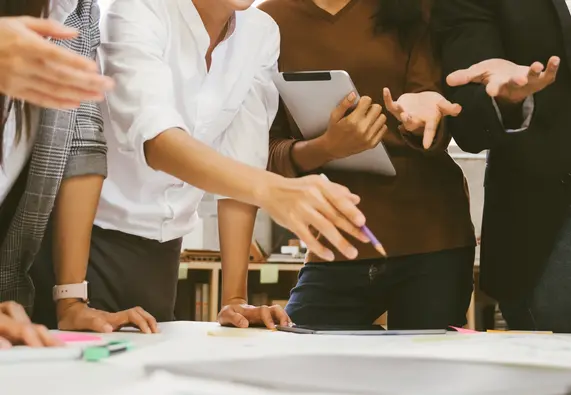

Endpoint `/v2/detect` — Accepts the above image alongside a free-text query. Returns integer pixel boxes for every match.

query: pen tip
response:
[375,245,387,257]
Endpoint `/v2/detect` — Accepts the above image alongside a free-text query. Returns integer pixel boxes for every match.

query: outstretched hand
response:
[383,88,461,149]
[446,57,560,104]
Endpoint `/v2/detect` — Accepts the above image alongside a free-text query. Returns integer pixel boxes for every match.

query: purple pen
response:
[320,174,387,256]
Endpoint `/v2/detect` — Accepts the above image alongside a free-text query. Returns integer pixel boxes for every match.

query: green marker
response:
[83,340,133,362]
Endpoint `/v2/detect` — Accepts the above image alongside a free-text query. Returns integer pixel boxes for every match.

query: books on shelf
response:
[194,283,211,322]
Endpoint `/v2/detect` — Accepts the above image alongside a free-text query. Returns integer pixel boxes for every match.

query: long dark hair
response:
[0,0,50,163]
[374,0,424,49]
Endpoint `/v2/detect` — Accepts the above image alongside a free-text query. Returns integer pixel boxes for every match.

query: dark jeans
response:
[31,225,182,329]
[499,206,571,333]
[286,247,475,330]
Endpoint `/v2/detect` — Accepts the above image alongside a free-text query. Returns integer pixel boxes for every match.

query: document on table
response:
[106,371,328,395]
[146,354,571,395]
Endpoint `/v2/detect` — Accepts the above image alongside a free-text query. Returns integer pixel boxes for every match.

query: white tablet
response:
[273,70,396,176]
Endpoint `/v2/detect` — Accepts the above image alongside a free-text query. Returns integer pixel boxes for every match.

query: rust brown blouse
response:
[259,0,476,262]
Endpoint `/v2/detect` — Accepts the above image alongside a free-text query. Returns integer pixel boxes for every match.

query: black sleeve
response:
[432,0,509,154]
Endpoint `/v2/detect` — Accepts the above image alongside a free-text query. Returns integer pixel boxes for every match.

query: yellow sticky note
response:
[260,265,279,284]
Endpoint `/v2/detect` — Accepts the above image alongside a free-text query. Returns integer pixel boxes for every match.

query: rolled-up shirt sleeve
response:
[214,22,280,200]
[98,0,189,169]
[491,96,534,133]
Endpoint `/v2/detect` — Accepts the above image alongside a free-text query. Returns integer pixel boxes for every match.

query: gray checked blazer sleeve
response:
[0,0,106,308]
[63,1,107,179]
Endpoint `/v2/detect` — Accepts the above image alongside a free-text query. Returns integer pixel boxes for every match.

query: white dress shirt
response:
[0,1,74,205]
[95,0,280,242]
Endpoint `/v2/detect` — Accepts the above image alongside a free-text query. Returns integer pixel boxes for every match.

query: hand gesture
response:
[218,302,291,329]
[383,88,461,149]
[446,57,560,104]
[0,16,114,109]
[321,93,388,159]
[260,174,369,262]
[0,301,62,348]
[57,301,159,334]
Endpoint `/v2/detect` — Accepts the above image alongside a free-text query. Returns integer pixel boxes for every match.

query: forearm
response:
[144,128,280,207]
[218,199,257,305]
[52,175,103,286]
[290,135,337,173]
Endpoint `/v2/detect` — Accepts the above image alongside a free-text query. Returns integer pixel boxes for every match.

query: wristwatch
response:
[52,281,89,303]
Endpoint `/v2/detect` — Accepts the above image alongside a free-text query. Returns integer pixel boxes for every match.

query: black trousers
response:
[31,225,182,329]
[285,247,475,330]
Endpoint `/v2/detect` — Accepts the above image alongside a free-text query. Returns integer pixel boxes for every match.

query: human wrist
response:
[316,133,342,161]
[252,172,283,209]
[223,297,248,306]
[56,299,86,318]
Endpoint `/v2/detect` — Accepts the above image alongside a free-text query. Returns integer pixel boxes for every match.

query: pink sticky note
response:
[54,332,103,343]
[449,326,478,334]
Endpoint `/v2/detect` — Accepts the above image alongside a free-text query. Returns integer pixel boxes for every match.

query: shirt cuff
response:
[130,108,189,170]
[491,96,534,133]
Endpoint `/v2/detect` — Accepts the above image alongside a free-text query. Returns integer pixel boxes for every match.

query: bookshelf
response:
[177,261,304,322]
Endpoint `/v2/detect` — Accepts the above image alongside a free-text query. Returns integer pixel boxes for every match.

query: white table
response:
[3,322,571,395]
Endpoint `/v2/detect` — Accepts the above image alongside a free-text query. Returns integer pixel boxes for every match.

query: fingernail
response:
[103,324,113,333]
[346,247,358,259]
[553,58,560,67]
[324,251,335,261]
[355,214,366,227]
[348,92,356,101]
[0,341,12,349]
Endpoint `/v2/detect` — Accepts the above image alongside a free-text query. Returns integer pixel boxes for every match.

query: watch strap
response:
[52,281,89,302]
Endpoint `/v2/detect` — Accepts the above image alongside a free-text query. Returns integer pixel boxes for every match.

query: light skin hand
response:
[383,88,462,149]
[57,300,159,334]
[0,302,63,348]
[0,16,114,109]
[446,57,560,104]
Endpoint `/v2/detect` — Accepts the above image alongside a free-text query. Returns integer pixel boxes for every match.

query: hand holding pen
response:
[320,174,387,257]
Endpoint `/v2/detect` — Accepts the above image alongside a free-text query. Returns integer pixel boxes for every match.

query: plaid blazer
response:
[0,0,107,309]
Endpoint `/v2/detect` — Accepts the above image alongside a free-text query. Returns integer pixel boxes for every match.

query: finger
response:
[294,223,334,261]
[485,74,511,97]
[26,58,114,95]
[383,88,404,119]
[259,306,275,329]
[320,180,366,227]
[16,73,105,103]
[526,61,544,81]
[446,64,486,87]
[436,99,462,117]
[34,325,62,347]
[349,96,373,119]
[27,36,98,73]
[219,307,249,328]
[423,116,440,150]
[349,193,361,205]
[314,188,368,243]
[364,104,383,131]
[370,125,389,148]
[20,17,79,39]
[368,113,387,138]
[86,315,114,333]
[307,205,357,260]
[19,325,44,347]
[0,302,31,324]
[271,306,291,327]
[330,92,357,123]
[135,307,159,334]
[127,310,152,334]
[0,336,12,349]
[538,56,560,87]
[13,87,80,109]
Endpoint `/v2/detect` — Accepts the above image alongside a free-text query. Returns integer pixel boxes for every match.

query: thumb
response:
[437,99,462,117]
[446,67,481,87]
[20,17,78,39]
[88,316,113,333]
[219,307,249,328]
[330,92,357,123]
